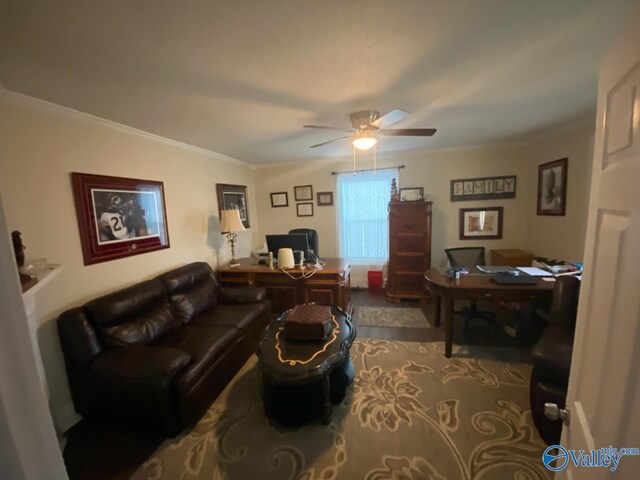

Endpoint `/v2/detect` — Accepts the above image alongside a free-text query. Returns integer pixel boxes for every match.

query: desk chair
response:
[444,247,496,330]
[289,228,319,258]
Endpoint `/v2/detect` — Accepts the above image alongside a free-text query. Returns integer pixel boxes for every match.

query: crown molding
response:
[254,141,531,170]
[0,83,253,168]
[528,111,596,142]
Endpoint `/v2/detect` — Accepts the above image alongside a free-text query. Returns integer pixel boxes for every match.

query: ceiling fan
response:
[303,109,436,150]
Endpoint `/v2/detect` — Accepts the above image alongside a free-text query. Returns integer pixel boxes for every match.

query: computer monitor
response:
[266,234,310,259]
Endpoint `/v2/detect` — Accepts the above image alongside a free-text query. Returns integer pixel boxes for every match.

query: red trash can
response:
[368,270,383,294]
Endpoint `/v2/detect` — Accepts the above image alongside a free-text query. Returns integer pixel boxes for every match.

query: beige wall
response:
[526,121,595,262]
[255,144,534,277]
[0,92,258,432]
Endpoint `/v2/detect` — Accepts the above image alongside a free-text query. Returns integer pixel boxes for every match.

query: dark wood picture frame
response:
[451,175,516,202]
[317,191,334,206]
[216,183,250,228]
[294,184,313,201]
[459,206,504,240]
[296,202,314,217]
[399,187,424,201]
[537,158,568,216]
[270,192,289,208]
[71,172,170,265]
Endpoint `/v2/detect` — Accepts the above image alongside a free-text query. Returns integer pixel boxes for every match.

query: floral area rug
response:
[357,306,430,328]
[132,339,550,480]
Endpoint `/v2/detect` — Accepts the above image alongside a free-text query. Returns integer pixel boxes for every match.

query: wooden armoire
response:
[386,200,432,303]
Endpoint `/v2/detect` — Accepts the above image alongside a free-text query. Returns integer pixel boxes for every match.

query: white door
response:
[553,12,640,480]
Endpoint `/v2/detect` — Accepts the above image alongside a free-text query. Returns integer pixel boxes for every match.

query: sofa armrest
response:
[219,286,267,304]
[92,346,191,380]
[89,346,191,436]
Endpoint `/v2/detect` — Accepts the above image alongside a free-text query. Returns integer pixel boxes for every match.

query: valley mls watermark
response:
[542,445,640,472]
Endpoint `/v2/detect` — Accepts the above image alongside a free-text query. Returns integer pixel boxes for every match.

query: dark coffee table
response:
[256,305,356,426]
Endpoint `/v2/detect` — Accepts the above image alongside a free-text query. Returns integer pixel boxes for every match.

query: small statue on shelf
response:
[390,178,400,202]
[11,231,33,285]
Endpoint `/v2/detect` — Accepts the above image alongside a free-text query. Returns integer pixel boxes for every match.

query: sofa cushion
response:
[101,303,181,347]
[157,262,218,296]
[156,262,220,324]
[83,279,181,346]
[190,301,271,331]
[156,325,238,394]
[531,325,574,385]
[85,279,167,328]
[219,286,267,304]
[168,278,219,324]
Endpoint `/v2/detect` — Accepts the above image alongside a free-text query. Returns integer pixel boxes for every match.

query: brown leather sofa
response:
[58,262,271,436]
[530,275,580,444]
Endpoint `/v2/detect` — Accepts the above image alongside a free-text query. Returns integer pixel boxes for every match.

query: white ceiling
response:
[0,1,636,164]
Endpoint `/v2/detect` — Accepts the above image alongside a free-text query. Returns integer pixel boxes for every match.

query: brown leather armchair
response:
[530,275,580,444]
[58,262,271,436]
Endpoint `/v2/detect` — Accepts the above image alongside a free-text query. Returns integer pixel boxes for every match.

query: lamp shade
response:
[220,209,246,233]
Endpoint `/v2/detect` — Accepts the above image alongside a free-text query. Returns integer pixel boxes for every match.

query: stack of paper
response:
[516,267,553,277]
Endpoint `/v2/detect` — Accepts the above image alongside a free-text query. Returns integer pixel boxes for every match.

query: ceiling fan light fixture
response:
[352,136,378,150]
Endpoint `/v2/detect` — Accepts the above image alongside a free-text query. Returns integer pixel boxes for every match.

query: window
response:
[337,169,396,263]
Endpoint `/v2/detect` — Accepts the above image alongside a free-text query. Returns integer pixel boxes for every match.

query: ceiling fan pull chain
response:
[373,144,377,174]
[353,144,356,176]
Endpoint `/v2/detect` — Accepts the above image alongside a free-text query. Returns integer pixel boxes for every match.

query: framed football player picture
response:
[216,184,250,228]
[71,172,170,265]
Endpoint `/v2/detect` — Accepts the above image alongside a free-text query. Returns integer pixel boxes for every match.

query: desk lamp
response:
[220,209,245,267]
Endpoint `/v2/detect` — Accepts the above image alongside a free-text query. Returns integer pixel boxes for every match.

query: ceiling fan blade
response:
[371,109,410,129]
[310,136,351,148]
[303,125,351,132]
[380,128,437,137]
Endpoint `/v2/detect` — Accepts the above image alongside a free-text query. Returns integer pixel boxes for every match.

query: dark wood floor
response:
[63,290,540,480]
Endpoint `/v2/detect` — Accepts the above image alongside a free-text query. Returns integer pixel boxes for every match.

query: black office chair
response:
[444,247,496,330]
[289,228,319,259]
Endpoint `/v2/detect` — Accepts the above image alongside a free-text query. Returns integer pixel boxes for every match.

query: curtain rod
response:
[331,165,405,175]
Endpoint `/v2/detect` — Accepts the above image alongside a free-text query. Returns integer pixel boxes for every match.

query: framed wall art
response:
[71,172,170,265]
[399,187,424,201]
[459,206,504,240]
[317,191,334,206]
[270,192,289,208]
[216,184,250,228]
[537,158,568,216]
[451,175,516,202]
[296,202,314,217]
[294,185,313,201]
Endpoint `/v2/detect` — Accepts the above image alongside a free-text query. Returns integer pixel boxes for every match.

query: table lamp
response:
[220,209,245,267]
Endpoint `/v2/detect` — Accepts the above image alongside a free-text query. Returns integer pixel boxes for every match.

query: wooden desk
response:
[217,258,352,317]
[424,268,555,357]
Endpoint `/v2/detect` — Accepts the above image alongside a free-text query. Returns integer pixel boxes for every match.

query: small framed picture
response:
[453,182,463,196]
[296,202,314,217]
[216,184,250,228]
[399,187,424,201]
[494,178,504,193]
[294,185,313,201]
[537,158,568,216]
[473,180,484,194]
[270,192,289,208]
[459,206,503,240]
[317,192,334,206]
